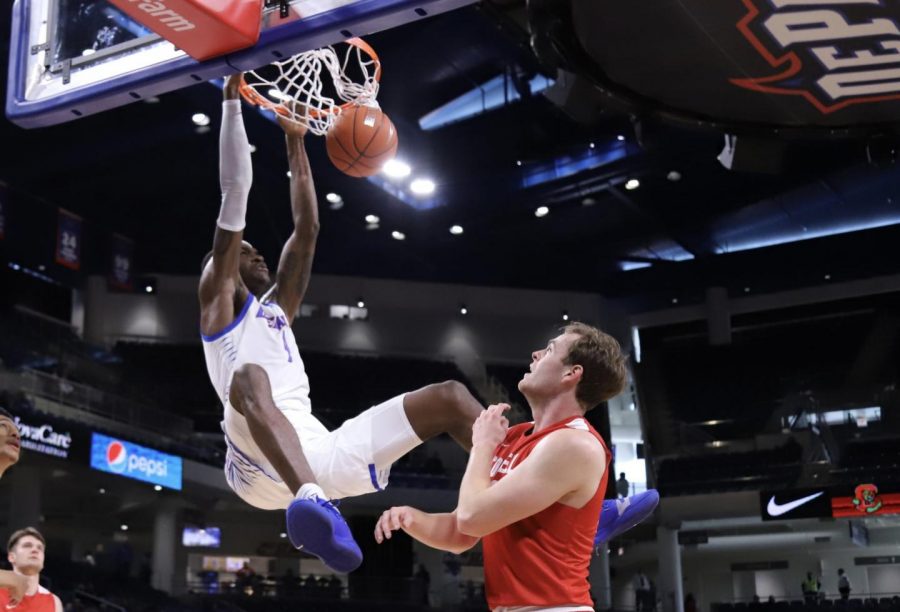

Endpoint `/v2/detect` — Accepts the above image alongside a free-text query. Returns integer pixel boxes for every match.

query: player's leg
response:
[229,363,318,494]
[402,380,483,451]
[229,363,362,573]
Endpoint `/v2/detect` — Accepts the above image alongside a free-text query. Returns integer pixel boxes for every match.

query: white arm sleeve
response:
[217,99,253,232]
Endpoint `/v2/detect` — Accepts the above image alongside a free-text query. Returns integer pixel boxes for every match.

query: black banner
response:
[760,488,832,521]
[572,0,900,129]
[109,233,134,290]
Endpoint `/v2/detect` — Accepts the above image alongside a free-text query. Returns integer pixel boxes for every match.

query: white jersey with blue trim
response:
[202,291,314,416]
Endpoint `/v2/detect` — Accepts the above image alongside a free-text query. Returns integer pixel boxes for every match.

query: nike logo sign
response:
[767,492,824,517]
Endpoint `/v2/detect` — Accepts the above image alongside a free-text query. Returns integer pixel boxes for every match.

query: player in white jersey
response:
[199,76,484,573]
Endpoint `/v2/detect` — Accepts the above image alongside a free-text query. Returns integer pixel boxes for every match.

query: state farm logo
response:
[732,0,900,114]
[106,441,128,473]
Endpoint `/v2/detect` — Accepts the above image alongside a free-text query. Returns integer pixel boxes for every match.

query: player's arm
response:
[374,506,479,554]
[272,116,319,325]
[0,570,27,606]
[198,75,252,333]
[54,594,63,612]
[456,410,605,537]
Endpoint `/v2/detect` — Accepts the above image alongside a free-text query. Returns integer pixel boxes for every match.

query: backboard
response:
[6,0,476,128]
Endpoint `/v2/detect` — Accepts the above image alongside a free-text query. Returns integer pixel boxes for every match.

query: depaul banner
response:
[55,208,82,270]
[109,233,134,290]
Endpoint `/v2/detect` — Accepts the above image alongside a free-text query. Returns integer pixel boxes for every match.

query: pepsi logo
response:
[106,441,127,473]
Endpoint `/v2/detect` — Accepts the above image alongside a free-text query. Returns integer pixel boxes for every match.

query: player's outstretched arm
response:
[0,570,27,606]
[272,114,318,324]
[375,506,479,554]
[199,74,253,333]
[456,407,605,537]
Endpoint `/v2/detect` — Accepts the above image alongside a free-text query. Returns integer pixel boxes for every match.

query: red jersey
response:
[482,417,610,610]
[0,585,57,612]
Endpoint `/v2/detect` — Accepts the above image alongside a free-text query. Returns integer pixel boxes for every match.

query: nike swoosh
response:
[767,492,824,517]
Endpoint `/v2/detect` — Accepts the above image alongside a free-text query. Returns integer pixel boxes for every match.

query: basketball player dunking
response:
[199,75,488,572]
[375,324,656,611]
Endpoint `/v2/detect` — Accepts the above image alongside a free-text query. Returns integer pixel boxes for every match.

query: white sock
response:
[296,483,327,502]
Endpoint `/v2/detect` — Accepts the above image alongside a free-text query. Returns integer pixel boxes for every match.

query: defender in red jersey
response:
[0,528,63,612]
[375,323,629,611]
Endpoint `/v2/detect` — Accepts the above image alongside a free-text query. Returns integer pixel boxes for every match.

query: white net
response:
[241,39,380,136]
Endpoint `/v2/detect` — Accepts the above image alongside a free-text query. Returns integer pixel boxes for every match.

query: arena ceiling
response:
[3,1,900,306]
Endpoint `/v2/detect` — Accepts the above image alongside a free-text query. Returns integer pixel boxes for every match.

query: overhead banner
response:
[109,233,134,290]
[0,187,6,240]
[55,208,82,270]
[572,0,900,129]
[90,432,183,490]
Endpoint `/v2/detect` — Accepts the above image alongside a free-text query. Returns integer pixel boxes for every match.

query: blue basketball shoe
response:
[594,489,660,544]
[286,497,363,573]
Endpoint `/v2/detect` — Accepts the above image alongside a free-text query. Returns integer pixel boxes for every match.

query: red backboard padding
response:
[107,0,263,61]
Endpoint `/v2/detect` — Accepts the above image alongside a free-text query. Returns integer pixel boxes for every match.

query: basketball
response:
[325,104,399,178]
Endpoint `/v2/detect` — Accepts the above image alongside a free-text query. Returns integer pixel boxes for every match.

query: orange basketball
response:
[325,105,399,178]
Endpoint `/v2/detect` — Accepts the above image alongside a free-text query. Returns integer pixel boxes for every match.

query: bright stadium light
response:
[382,159,411,178]
[365,214,380,224]
[409,178,435,196]
[535,206,549,218]
[192,112,210,127]
[449,225,464,235]
[392,231,406,241]
[625,179,640,190]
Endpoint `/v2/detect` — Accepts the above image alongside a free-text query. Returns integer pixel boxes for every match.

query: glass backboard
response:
[7,0,475,128]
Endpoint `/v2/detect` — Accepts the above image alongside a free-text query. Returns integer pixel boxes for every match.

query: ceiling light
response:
[286,171,292,178]
[562,311,569,321]
[382,159,411,178]
[143,96,160,104]
[249,144,257,153]
[589,142,595,149]
[99,488,106,494]
[144,285,153,294]
[366,222,379,231]
[192,112,210,127]
[824,274,831,280]
[671,298,679,304]
[460,305,468,315]
[535,206,549,218]
[357,299,365,308]
[82,49,96,57]
[744,287,750,293]
[449,225,464,235]
[516,160,522,167]
[365,214,380,224]
[154,485,162,491]
[268,88,288,101]
[195,126,210,135]
[392,231,406,241]
[409,178,436,196]
[326,193,342,204]
[280,532,287,539]
[120,524,129,531]
[617,134,625,141]
[582,197,596,206]
[625,179,640,190]
[667,170,682,182]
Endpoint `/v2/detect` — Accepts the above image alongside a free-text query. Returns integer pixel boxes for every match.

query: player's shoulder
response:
[538,423,606,461]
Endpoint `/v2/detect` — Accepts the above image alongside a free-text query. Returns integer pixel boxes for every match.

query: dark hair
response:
[0,407,13,421]
[201,250,214,274]
[8,527,45,552]
[561,322,628,411]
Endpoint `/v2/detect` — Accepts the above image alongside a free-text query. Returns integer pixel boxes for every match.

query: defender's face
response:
[518,332,578,397]
[239,241,271,290]
[9,535,44,574]
[0,417,21,467]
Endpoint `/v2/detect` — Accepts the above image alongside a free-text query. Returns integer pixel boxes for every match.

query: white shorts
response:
[221,394,422,510]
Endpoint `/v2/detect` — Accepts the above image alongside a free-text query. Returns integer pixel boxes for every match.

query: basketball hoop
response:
[239,37,381,136]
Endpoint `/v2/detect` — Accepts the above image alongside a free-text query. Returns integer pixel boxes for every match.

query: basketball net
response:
[239,38,381,136]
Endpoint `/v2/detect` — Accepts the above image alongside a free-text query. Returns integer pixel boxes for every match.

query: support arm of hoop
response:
[272,133,319,324]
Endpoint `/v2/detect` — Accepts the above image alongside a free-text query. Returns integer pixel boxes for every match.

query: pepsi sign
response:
[90,433,182,490]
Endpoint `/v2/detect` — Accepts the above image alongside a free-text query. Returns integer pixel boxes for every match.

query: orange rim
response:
[239,37,381,120]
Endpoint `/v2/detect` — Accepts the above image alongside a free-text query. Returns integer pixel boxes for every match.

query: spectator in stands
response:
[0,407,22,480]
[0,527,63,612]
[616,472,630,498]
[327,575,341,598]
[685,593,697,612]
[838,568,851,600]
[768,596,776,604]
[235,562,255,594]
[801,571,820,604]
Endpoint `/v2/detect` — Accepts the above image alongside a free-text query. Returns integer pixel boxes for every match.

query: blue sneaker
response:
[594,490,660,545]
[286,497,363,573]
